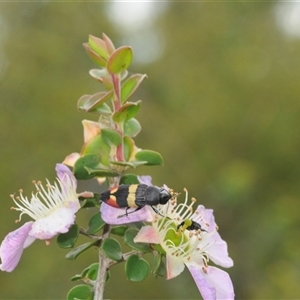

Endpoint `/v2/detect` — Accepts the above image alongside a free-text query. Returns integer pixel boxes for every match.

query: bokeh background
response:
[1,2,300,299]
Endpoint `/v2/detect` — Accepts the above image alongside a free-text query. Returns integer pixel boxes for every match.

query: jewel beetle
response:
[100,184,173,218]
[177,219,207,232]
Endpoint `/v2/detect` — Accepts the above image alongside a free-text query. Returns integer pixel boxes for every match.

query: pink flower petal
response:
[134,225,160,244]
[100,203,153,225]
[166,254,185,279]
[0,222,35,272]
[187,264,235,300]
[137,175,153,185]
[63,153,80,167]
[55,163,74,183]
[206,232,234,268]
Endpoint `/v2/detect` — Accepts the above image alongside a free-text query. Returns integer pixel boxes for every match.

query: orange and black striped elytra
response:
[100,184,173,218]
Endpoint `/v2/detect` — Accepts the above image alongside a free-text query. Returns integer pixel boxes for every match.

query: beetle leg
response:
[117,206,143,218]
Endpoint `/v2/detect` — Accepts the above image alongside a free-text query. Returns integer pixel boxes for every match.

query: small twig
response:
[94,224,111,300]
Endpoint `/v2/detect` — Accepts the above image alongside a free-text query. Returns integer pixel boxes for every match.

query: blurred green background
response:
[1,2,300,299]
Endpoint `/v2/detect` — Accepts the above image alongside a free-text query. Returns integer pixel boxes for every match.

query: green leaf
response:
[101,238,123,261]
[82,135,111,166]
[84,167,119,178]
[123,136,135,162]
[87,213,105,234]
[57,224,79,249]
[101,128,122,146]
[89,35,109,60]
[77,91,113,113]
[70,263,99,282]
[103,33,115,54]
[73,154,101,180]
[107,46,133,74]
[110,160,147,169]
[125,255,150,282]
[89,68,107,82]
[79,194,99,208]
[83,43,107,68]
[67,284,94,300]
[120,173,139,184]
[124,228,152,252]
[124,118,141,137]
[121,74,147,103]
[135,150,164,166]
[86,263,99,281]
[66,240,99,260]
[152,254,166,277]
[113,101,141,123]
[111,225,128,236]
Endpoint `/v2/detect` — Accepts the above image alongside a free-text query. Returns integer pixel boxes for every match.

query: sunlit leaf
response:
[135,150,164,166]
[83,43,106,68]
[113,101,141,123]
[88,34,109,59]
[124,118,141,137]
[77,91,113,113]
[107,46,133,74]
[121,74,147,103]
[101,128,122,146]
[73,154,101,179]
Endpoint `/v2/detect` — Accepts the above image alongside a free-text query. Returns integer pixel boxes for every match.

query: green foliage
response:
[87,213,105,235]
[125,255,150,282]
[67,284,94,300]
[107,46,133,74]
[135,150,164,166]
[101,238,123,261]
[71,263,99,282]
[65,240,99,260]
[3,4,300,300]
[152,254,166,277]
[57,224,79,249]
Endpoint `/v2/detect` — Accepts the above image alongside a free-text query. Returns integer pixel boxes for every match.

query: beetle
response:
[177,219,207,232]
[100,184,173,218]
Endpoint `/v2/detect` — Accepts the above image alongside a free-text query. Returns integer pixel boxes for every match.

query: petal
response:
[63,152,80,167]
[55,163,74,183]
[206,232,234,268]
[134,225,160,244]
[193,205,216,233]
[137,175,153,186]
[0,222,35,272]
[194,205,234,268]
[100,202,153,225]
[187,265,235,300]
[29,207,76,240]
[166,254,185,279]
[82,120,101,143]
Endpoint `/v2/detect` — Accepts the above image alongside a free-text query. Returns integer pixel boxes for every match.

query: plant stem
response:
[94,224,111,300]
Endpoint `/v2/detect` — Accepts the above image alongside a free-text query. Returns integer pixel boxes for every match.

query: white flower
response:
[0,164,80,272]
[134,188,235,300]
